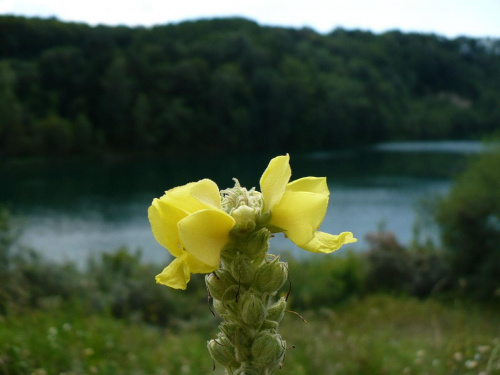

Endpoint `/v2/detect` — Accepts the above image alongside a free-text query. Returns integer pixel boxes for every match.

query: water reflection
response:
[0,141,485,266]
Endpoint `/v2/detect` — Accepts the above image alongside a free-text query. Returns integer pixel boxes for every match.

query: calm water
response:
[0,141,486,266]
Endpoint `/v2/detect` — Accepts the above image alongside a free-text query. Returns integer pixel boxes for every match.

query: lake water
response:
[0,141,488,266]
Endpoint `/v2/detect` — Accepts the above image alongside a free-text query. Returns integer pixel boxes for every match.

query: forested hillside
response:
[1,16,499,157]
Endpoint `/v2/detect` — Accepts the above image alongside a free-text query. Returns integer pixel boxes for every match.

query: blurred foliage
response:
[0,307,218,375]
[364,231,450,298]
[436,146,500,300]
[1,16,500,158]
[282,295,500,375]
[0,204,464,328]
[286,251,366,310]
[0,207,208,325]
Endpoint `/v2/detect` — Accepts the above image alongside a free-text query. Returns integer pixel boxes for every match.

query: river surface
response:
[0,141,488,266]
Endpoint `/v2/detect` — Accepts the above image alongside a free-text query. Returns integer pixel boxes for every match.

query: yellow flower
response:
[260,154,357,253]
[148,179,235,289]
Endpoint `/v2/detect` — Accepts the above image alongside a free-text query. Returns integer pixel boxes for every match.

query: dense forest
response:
[0,15,500,158]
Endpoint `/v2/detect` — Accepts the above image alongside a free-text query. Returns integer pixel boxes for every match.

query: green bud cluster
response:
[206,183,289,374]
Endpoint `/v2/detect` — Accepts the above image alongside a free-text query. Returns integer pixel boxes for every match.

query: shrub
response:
[0,209,211,324]
[436,145,500,300]
[286,250,367,310]
[85,248,209,325]
[364,231,450,297]
[365,231,412,292]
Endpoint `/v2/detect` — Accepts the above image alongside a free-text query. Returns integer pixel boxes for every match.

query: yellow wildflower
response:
[260,154,357,253]
[148,179,235,289]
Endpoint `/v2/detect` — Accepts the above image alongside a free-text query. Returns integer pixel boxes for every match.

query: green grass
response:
[1,295,499,375]
[0,304,218,375]
[281,295,500,374]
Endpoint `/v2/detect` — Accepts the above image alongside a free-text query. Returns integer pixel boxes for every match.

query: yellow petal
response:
[155,256,191,289]
[260,154,291,212]
[148,198,185,257]
[270,190,328,246]
[286,177,329,196]
[161,182,199,212]
[189,179,222,209]
[185,253,216,274]
[178,209,235,268]
[162,179,220,214]
[300,231,358,253]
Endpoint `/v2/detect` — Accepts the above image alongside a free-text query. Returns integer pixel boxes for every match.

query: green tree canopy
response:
[1,16,499,158]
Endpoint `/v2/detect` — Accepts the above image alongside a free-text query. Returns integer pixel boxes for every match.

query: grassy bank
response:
[282,295,500,374]
[1,296,499,375]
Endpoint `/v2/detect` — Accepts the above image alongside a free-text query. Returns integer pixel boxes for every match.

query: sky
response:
[1,0,500,39]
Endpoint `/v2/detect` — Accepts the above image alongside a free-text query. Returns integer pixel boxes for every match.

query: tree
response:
[99,54,134,147]
[436,146,500,299]
[0,61,24,155]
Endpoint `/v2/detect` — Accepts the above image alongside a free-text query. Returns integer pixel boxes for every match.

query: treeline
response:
[1,16,500,158]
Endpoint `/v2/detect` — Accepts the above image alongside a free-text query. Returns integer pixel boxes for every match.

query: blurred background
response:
[1,1,500,374]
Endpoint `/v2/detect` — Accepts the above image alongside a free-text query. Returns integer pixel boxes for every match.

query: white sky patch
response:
[2,0,500,38]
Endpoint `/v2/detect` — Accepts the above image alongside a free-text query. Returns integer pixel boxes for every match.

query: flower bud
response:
[231,205,256,232]
[224,299,241,318]
[266,297,287,323]
[206,270,236,301]
[213,299,227,317]
[240,291,266,326]
[219,322,238,346]
[240,228,269,260]
[254,257,288,293]
[230,254,254,284]
[207,334,239,369]
[220,322,252,362]
[234,367,259,375]
[222,284,241,303]
[260,319,279,332]
[251,332,285,369]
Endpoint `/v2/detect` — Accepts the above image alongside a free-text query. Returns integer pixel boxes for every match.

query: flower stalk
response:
[207,216,287,374]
